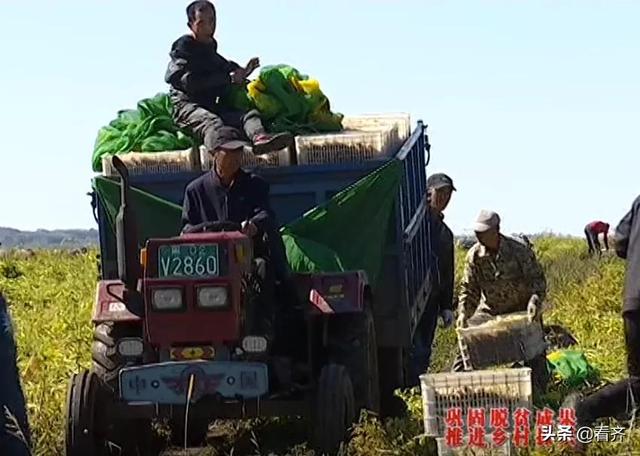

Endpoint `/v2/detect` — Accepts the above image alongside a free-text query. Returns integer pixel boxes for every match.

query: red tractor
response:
[65,157,381,455]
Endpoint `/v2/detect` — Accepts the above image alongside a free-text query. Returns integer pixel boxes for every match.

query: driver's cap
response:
[218,140,248,152]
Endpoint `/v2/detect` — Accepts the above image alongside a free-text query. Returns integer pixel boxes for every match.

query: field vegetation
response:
[1,237,638,455]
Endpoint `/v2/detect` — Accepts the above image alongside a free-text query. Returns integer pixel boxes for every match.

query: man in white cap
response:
[453,210,549,390]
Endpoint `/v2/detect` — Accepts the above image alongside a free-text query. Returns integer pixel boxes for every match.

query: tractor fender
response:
[308,271,370,315]
[92,280,142,323]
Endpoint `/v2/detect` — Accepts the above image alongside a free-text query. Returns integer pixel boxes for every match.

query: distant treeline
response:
[0,227,98,249]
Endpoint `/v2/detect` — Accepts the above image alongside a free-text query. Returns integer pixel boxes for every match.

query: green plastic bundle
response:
[547,349,599,387]
[243,65,344,135]
[92,93,195,171]
[92,65,343,171]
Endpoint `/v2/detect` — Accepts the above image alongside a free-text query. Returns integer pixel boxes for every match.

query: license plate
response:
[120,361,268,404]
[158,244,219,279]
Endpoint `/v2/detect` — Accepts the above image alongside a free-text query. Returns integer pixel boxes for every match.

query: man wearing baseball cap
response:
[181,128,296,336]
[409,173,456,385]
[453,210,549,391]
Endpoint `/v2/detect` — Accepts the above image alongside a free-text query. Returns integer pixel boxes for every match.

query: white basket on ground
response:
[436,433,512,456]
[101,147,201,176]
[342,113,411,150]
[457,307,547,370]
[295,126,397,165]
[199,145,292,170]
[420,368,532,438]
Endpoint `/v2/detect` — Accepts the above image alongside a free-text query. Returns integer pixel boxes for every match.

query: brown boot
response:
[252,132,293,155]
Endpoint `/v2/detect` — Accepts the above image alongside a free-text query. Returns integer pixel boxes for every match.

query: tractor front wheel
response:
[92,322,141,391]
[65,370,107,456]
[312,364,356,456]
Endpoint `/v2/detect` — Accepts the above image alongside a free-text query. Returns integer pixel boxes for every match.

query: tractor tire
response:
[91,322,141,390]
[65,370,158,456]
[313,364,356,456]
[65,370,107,456]
[327,307,380,414]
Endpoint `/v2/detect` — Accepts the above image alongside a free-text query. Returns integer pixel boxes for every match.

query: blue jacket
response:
[181,169,275,235]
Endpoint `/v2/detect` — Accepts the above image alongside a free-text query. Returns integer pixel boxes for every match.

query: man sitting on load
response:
[453,210,549,391]
[165,0,292,156]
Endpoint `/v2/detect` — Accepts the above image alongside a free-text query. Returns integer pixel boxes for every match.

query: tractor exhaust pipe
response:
[111,156,144,315]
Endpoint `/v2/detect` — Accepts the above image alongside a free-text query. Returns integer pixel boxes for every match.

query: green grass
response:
[2,238,639,455]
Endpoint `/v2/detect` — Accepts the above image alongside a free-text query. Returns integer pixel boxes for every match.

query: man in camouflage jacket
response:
[453,210,549,391]
[458,211,546,326]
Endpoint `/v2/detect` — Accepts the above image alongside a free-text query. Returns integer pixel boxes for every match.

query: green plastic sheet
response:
[92,93,195,171]
[92,66,343,171]
[242,64,344,135]
[281,160,402,283]
[92,176,183,244]
[93,160,402,284]
[547,349,599,387]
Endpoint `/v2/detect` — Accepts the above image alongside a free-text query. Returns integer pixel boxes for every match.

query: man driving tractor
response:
[453,210,550,391]
[181,130,297,339]
[165,0,292,156]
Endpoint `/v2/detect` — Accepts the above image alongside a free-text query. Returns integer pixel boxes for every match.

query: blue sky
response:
[0,1,638,235]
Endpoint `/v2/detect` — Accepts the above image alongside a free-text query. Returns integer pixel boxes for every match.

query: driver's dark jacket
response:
[181,169,274,235]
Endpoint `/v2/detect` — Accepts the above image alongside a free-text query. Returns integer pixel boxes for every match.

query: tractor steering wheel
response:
[201,221,242,233]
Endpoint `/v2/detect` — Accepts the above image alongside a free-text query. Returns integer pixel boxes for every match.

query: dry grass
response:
[1,238,639,455]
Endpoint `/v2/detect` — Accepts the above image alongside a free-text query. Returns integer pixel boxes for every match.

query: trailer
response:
[70,119,435,455]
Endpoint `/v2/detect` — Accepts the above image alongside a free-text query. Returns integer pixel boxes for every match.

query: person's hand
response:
[230,68,247,84]
[241,220,258,237]
[440,309,454,328]
[245,57,260,76]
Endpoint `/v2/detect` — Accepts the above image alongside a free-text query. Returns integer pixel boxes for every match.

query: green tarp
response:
[93,177,183,243]
[93,159,402,283]
[281,160,402,283]
[92,65,343,172]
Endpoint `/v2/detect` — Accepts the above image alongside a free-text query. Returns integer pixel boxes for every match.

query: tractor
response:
[65,156,381,455]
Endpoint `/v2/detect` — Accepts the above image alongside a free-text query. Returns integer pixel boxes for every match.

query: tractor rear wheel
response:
[313,364,356,456]
[92,322,141,390]
[327,307,380,414]
[65,370,107,456]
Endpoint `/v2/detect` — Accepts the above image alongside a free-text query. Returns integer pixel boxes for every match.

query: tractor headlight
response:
[151,288,183,310]
[117,338,144,357]
[241,336,268,353]
[197,286,229,309]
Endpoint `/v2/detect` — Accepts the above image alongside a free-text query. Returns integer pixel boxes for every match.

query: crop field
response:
[1,237,639,455]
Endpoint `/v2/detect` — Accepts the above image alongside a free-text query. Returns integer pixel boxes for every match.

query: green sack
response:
[547,349,599,387]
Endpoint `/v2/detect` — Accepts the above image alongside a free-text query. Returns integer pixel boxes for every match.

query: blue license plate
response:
[119,361,268,404]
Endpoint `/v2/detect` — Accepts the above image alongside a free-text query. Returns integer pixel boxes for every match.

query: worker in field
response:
[165,1,292,156]
[584,220,610,255]
[453,210,550,391]
[409,173,456,385]
[181,129,297,336]
[566,196,640,453]
[0,294,31,456]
